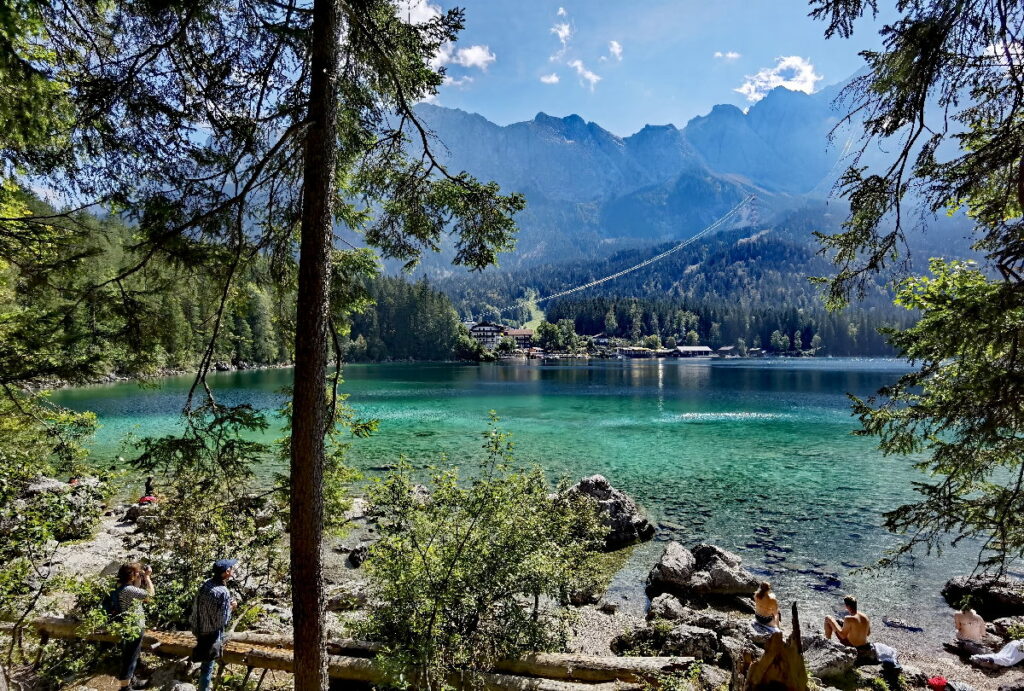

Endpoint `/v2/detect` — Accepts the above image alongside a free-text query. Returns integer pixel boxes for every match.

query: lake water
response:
[51,358,988,646]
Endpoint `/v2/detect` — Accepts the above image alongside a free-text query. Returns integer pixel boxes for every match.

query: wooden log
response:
[492,653,696,683]
[183,629,689,682]
[17,618,641,690]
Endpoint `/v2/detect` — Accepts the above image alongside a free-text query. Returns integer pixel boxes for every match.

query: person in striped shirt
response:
[115,562,154,688]
[190,559,237,691]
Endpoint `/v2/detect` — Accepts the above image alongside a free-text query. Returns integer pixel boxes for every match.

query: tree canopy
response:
[810,0,1024,570]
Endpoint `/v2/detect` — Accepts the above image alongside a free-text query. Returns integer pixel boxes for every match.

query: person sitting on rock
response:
[824,595,872,657]
[953,602,988,655]
[753,581,781,631]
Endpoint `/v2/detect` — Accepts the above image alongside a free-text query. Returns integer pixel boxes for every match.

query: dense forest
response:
[1,192,469,374]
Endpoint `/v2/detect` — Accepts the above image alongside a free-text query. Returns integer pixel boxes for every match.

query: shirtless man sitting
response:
[954,603,988,655]
[825,595,872,657]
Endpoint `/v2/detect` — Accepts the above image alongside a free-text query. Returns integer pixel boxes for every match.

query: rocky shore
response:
[25,474,1024,690]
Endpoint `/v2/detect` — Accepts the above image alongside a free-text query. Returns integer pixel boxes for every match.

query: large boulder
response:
[647,542,696,593]
[688,544,759,596]
[943,575,1024,619]
[801,635,857,680]
[648,542,759,599]
[566,475,655,550]
[663,624,719,661]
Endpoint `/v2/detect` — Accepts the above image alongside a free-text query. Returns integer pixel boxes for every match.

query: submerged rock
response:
[565,475,655,550]
[943,575,1024,619]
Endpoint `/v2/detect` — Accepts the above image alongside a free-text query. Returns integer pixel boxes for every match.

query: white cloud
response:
[551,22,572,48]
[714,50,742,61]
[557,6,567,16]
[444,75,474,88]
[453,45,496,70]
[540,72,560,84]
[568,59,601,90]
[608,40,623,61]
[735,55,822,102]
[396,0,441,24]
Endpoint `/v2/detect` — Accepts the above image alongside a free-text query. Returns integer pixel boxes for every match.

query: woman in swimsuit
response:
[753,581,781,629]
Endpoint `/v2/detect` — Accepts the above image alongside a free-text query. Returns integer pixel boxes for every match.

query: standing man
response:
[190,559,237,691]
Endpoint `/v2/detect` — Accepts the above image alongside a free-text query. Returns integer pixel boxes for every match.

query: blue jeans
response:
[192,631,223,691]
[198,659,216,691]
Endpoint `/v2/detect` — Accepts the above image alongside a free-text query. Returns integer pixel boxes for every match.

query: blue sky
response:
[405,1,894,136]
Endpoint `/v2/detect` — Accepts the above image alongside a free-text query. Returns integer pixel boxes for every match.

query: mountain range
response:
[408,81,876,271]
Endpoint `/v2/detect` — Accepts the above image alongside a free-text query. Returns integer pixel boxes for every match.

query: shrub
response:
[359,414,607,689]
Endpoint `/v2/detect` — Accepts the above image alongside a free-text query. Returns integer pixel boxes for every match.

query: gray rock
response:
[327,584,367,612]
[697,664,732,689]
[565,475,655,550]
[719,634,762,671]
[992,615,1024,640]
[663,624,719,661]
[943,575,1024,619]
[681,609,750,640]
[801,634,857,680]
[26,477,70,495]
[149,661,193,691]
[688,544,759,596]
[647,593,687,621]
[647,542,696,593]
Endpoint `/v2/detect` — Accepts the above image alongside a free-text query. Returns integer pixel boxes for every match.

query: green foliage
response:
[360,415,607,689]
[855,260,1024,571]
[1006,623,1024,641]
[642,334,662,350]
[127,404,288,630]
[0,389,103,620]
[496,335,517,356]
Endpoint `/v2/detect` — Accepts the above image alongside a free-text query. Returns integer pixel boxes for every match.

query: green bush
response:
[359,414,607,689]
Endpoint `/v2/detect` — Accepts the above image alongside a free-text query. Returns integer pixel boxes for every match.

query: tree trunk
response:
[291,0,340,688]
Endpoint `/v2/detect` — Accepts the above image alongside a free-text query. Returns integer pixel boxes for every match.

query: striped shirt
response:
[190,578,232,635]
[118,585,149,633]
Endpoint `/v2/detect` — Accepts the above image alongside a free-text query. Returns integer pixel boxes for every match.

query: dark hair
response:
[117,562,144,586]
[843,595,858,612]
[756,581,771,598]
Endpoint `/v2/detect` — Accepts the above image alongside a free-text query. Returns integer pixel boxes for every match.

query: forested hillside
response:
[438,209,930,355]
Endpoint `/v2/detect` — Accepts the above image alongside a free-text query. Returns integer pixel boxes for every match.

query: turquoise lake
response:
[51,358,996,644]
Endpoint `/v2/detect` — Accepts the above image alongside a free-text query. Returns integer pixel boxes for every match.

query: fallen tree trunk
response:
[18,618,644,690]
[219,631,695,682]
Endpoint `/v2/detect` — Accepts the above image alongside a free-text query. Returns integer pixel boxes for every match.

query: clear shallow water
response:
[51,358,991,645]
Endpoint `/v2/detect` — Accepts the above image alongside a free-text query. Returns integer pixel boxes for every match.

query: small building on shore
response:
[504,328,534,349]
[618,346,654,358]
[716,345,737,358]
[469,321,505,350]
[676,345,713,358]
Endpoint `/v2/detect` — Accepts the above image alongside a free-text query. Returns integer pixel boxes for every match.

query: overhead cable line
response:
[534,194,756,304]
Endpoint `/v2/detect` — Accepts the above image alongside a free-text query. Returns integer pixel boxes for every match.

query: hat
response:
[212,558,238,575]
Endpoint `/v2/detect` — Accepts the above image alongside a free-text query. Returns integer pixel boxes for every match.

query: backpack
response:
[101,586,124,621]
